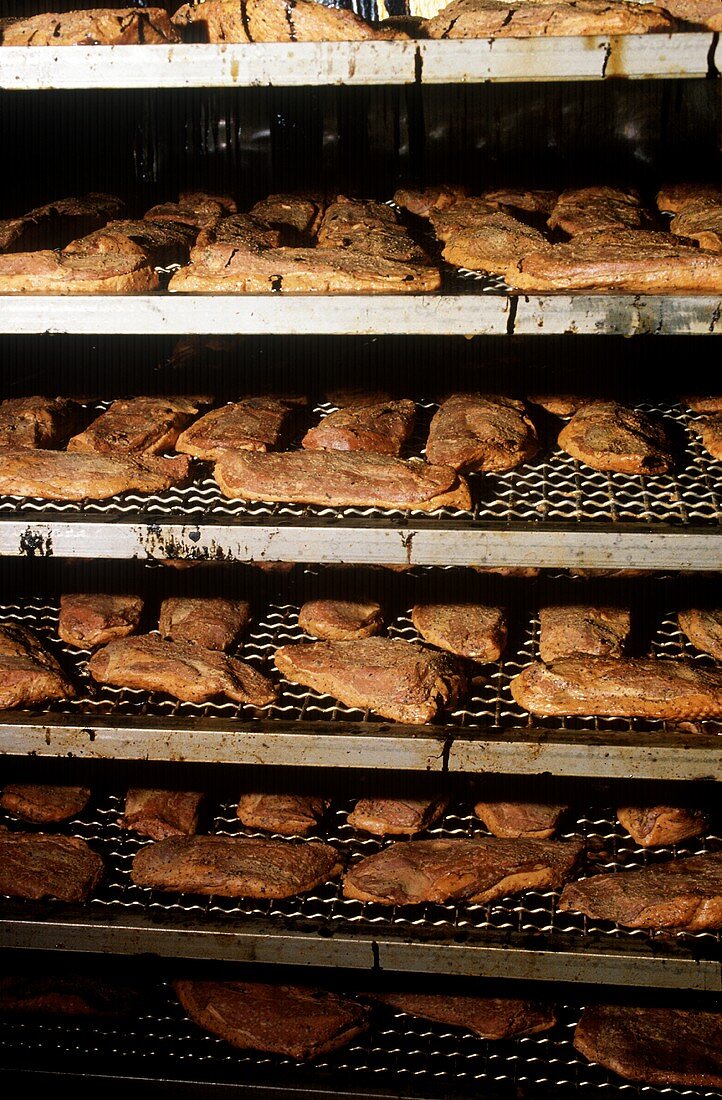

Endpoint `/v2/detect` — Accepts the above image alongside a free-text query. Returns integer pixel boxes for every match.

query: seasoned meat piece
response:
[249,194,323,240]
[0,975,141,1019]
[302,400,416,456]
[482,189,559,218]
[215,451,471,512]
[557,402,672,475]
[514,228,722,293]
[144,193,235,229]
[88,635,276,706]
[58,593,143,650]
[472,566,540,577]
[68,396,204,456]
[175,398,292,461]
[559,851,722,930]
[429,197,499,241]
[66,219,197,268]
[0,249,158,294]
[426,394,538,474]
[412,603,507,662]
[0,450,191,500]
[679,608,722,660]
[132,835,342,897]
[671,197,722,252]
[317,202,428,264]
[0,623,74,708]
[298,599,384,641]
[617,805,706,848]
[343,837,582,906]
[425,0,673,37]
[547,187,648,237]
[527,394,587,418]
[441,211,552,278]
[574,1004,722,1088]
[658,0,722,30]
[0,193,123,254]
[169,244,441,293]
[173,0,400,43]
[0,832,103,901]
[657,182,722,215]
[682,394,722,413]
[175,980,369,1061]
[195,214,281,252]
[0,396,78,450]
[236,793,329,836]
[0,784,90,824]
[159,597,251,652]
[347,796,448,836]
[275,637,466,724]
[538,605,630,662]
[474,801,566,840]
[511,657,722,719]
[121,789,203,840]
[694,412,722,460]
[393,185,469,219]
[324,388,392,409]
[374,993,555,1039]
[1,8,177,45]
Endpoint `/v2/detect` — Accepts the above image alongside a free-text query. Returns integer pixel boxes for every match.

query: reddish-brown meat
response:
[67,396,204,456]
[657,183,721,215]
[0,397,79,450]
[173,0,402,42]
[412,603,507,662]
[248,194,323,240]
[347,796,449,837]
[678,608,722,661]
[527,394,588,418]
[0,832,103,902]
[89,635,276,706]
[121,789,203,840]
[511,657,722,719]
[0,623,75,708]
[236,793,329,836]
[474,801,566,840]
[1,8,178,45]
[275,637,466,724]
[374,993,555,1039]
[547,186,648,237]
[617,806,706,848]
[66,219,197,268]
[175,397,292,460]
[158,597,251,651]
[425,0,673,38]
[0,193,123,254]
[343,837,582,906]
[0,975,142,1019]
[557,402,672,475]
[0,248,158,293]
[538,605,630,662]
[195,214,281,253]
[440,211,552,279]
[298,599,384,641]
[695,412,722,461]
[393,185,469,219]
[132,835,342,898]
[0,450,191,500]
[302,400,416,456]
[174,980,369,1061]
[671,197,722,252]
[426,395,539,473]
[58,594,143,649]
[0,784,90,824]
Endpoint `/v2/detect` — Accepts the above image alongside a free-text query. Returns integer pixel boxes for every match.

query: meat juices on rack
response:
[158,597,251,651]
[58,594,143,649]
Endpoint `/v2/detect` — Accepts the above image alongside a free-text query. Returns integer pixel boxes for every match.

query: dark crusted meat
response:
[302,399,416,456]
[236,793,329,836]
[0,248,158,293]
[0,832,103,901]
[439,211,551,278]
[425,394,539,473]
[374,993,555,1039]
[657,183,721,215]
[248,194,323,241]
[0,623,75,708]
[65,219,198,269]
[0,193,123,254]
[678,608,722,660]
[547,186,648,237]
[0,784,90,824]
[132,835,342,898]
[474,801,566,840]
[425,0,674,37]
[195,214,281,252]
[557,402,672,474]
[172,0,401,42]
[347,796,449,837]
[298,599,384,641]
[694,412,722,461]
[393,185,469,219]
[538,605,630,662]
[158,597,251,651]
[121,789,203,840]
[317,199,429,264]
[0,397,79,450]
[1,8,178,45]
[68,396,204,456]
[59,594,143,649]
[411,603,507,662]
[176,397,292,460]
[275,637,466,724]
[0,975,141,1019]
[671,197,722,252]
[616,806,706,848]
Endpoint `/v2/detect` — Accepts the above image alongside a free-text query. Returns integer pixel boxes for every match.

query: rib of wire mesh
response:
[0,995,718,1100]
[0,399,718,525]
[1,788,720,947]
[4,596,721,741]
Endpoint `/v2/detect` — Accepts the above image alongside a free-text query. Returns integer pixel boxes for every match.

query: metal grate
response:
[0,399,718,527]
[2,789,721,950]
[0,993,720,1100]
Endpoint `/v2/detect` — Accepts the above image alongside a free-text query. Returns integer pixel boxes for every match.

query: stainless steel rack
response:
[2,798,722,990]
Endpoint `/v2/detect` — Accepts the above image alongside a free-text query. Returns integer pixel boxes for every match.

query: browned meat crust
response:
[393,185,469,219]
[144,192,236,229]
[559,851,722,930]
[343,836,582,906]
[374,993,555,1039]
[88,635,276,705]
[168,243,441,293]
[0,624,75,708]
[0,193,123,254]
[298,599,384,641]
[0,397,79,450]
[324,388,392,409]
[121,789,203,840]
[527,394,588,418]
[0,248,158,293]
[679,608,722,660]
[215,451,472,512]
[694,412,722,460]
[429,197,499,241]
[412,603,507,661]
[317,199,429,264]
[158,597,251,651]
[195,213,281,252]
[66,219,197,268]
[0,975,141,1018]
[547,187,648,237]
[0,832,103,901]
[236,793,329,836]
[557,402,672,474]
[132,835,342,897]
[682,394,722,413]
[275,637,466,724]
[671,197,722,251]
[657,182,722,215]
[174,980,369,1061]
[176,397,292,460]
[348,795,448,836]
[1,8,178,45]
[474,801,566,840]
[0,450,191,500]
[514,229,722,293]
[538,605,630,662]
[248,194,324,241]
[68,396,204,456]
[0,784,90,823]
[574,1004,722,1088]
[482,189,559,218]
[426,394,539,473]
[302,399,416,456]
[511,657,722,718]
[440,211,551,278]
[657,0,722,30]
[172,0,402,42]
[58,594,143,650]
[425,0,674,37]
[617,805,706,848]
